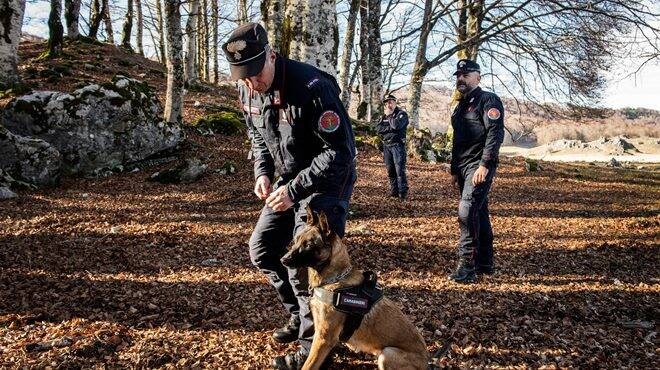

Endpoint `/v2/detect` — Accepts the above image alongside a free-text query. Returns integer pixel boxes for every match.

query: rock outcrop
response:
[0,126,62,187]
[2,75,184,176]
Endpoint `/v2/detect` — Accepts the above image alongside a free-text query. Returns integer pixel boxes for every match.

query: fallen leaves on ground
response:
[1,39,658,369]
[1,133,658,368]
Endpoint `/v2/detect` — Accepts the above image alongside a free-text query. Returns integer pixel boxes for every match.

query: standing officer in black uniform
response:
[222,23,357,368]
[376,94,409,200]
[448,59,504,284]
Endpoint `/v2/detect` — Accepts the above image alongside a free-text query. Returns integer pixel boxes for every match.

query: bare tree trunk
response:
[283,0,304,60]
[164,0,184,124]
[64,0,81,38]
[102,0,113,43]
[466,0,483,60]
[88,0,105,39]
[47,0,64,57]
[237,0,248,23]
[202,0,209,81]
[0,0,26,88]
[196,0,204,80]
[297,0,337,75]
[447,0,483,140]
[135,0,144,55]
[357,0,369,120]
[367,0,382,125]
[184,0,199,84]
[121,0,134,51]
[211,0,218,83]
[262,0,284,53]
[338,0,359,108]
[155,0,166,62]
[407,0,433,129]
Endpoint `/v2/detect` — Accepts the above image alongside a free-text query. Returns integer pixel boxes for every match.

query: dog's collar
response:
[319,266,353,287]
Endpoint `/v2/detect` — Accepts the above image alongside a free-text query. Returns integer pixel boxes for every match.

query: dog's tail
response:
[427,340,452,370]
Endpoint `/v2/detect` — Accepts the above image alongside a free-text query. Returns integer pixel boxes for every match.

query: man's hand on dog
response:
[254,175,272,200]
[266,186,294,212]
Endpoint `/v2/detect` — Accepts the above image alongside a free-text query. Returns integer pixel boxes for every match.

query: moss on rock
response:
[193,111,244,136]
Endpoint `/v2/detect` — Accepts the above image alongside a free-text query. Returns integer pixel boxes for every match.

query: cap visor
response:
[229,55,266,81]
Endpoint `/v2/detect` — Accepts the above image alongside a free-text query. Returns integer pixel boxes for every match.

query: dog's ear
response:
[306,205,317,226]
[317,211,332,238]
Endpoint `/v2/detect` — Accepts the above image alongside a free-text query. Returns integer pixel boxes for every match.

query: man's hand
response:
[452,174,459,190]
[266,186,294,212]
[472,165,489,186]
[254,175,272,200]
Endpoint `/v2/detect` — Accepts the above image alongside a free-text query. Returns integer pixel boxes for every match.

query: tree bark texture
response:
[184,0,199,83]
[0,0,26,88]
[136,0,144,55]
[121,0,134,51]
[164,0,184,124]
[155,0,165,61]
[47,0,64,57]
[64,0,81,38]
[338,0,359,108]
[102,0,113,43]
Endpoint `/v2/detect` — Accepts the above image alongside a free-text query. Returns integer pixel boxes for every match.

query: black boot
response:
[399,191,408,201]
[448,259,476,283]
[476,264,494,275]
[389,190,399,198]
[272,347,333,370]
[272,316,300,343]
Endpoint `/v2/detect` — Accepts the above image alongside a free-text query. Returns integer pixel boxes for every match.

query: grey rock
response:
[608,158,621,167]
[2,76,184,176]
[201,258,220,266]
[0,186,18,199]
[0,127,62,187]
[149,157,207,184]
[179,158,207,183]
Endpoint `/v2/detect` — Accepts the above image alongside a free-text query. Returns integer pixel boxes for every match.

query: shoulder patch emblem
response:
[306,78,320,89]
[318,111,340,133]
[487,107,501,120]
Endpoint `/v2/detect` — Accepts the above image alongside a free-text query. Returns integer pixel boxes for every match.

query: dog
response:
[280,206,429,370]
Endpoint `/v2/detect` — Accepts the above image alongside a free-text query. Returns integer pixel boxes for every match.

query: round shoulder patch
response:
[487,107,501,120]
[318,111,340,133]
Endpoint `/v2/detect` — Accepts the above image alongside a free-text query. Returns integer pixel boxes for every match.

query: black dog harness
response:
[312,271,384,341]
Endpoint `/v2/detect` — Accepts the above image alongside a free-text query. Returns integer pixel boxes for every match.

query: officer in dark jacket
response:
[448,59,504,284]
[376,94,409,199]
[222,23,356,369]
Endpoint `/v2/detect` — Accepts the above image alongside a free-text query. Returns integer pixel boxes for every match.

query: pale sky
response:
[22,1,660,110]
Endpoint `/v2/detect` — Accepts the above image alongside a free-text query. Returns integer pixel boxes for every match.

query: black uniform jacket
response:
[450,87,505,175]
[239,55,357,202]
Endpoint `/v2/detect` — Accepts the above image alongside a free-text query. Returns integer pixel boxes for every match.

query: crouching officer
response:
[376,94,409,200]
[448,59,504,283]
[222,23,357,368]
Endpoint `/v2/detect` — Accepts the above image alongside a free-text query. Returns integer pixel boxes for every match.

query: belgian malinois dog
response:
[281,206,429,370]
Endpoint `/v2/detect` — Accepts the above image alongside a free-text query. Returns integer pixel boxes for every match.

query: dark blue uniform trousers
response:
[248,192,352,353]
[383,142,408,196]
[457,165,496,268]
